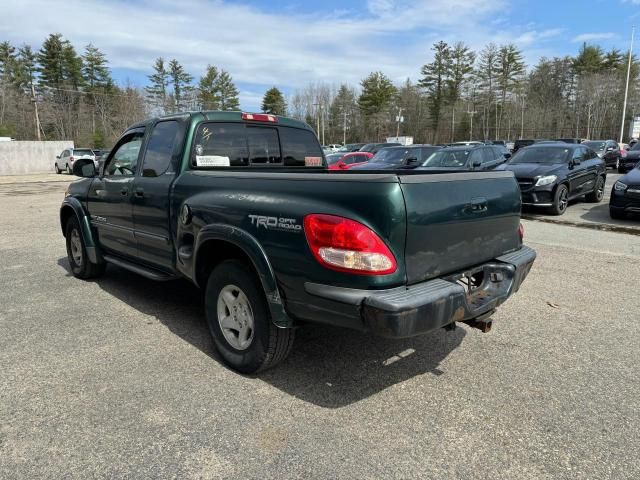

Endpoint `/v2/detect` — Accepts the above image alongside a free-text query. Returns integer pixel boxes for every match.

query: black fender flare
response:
[60,197,103,264]
[194,224,292,328]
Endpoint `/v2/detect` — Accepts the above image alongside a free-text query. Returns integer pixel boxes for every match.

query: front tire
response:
[205,260,294,374]
[55,163,61,174]
[65,216,105,279]
[585,176,605,203]
[549,184,569,215]
[610,208,625,220]
[65,164,71,175]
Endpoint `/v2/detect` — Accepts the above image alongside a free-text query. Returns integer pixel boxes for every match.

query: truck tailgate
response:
[399,171,522,284]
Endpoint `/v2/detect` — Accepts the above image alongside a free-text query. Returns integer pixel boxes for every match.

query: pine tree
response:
[197,64,220,110]
[37,34,66,88]
[358,71,396,141]
[15,45,42,139]
[82,43,110,90]
[496,44,525,137]
[477,43,499,139]
[215,70,240,111]
[261,87,286,115]
[330,84,358,143]
[0,41,17,128]
[145,57,169,113]
[418,41,451,141]
[168,59,193,112]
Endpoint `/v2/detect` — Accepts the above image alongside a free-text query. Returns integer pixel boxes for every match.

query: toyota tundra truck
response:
[60,111,536,373]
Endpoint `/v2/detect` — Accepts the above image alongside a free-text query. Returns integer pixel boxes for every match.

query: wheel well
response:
[195,239,255,288]
[60,206,75,237]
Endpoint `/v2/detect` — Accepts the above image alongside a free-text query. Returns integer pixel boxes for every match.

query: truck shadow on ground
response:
[58,258,466,408]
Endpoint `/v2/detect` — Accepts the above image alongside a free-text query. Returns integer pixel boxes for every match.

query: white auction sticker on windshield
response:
[196,155,230,167]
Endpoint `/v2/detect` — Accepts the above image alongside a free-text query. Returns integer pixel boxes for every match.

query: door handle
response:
[134,188,145,198]
[120,188,128,196]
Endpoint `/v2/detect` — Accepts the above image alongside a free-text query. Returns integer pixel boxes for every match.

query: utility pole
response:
[313,103,320,140]
[396,107,403,138]
[451,106,455,143]
[587,102,593,139]
[467,108,477,141]
[30,83,41,141]
[320,104,325,145]
[343,108,347,145]
[520,96,525,139]
[620,26,635,144]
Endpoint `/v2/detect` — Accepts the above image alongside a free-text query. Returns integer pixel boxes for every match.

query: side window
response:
[105,132,144,176]
[343,155,360,165]
[247,127,281,164]
[481,148,496,163]
[572,148,585,162]
[141,121,180,177]
[63,150,69,158]
[279,127,323,166]
[469,149,483,165]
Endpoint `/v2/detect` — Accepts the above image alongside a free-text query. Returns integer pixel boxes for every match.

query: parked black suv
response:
[359,142,401,154]
[351,145,441,170]
[497,144,606,215]
[583,140,621,169]
[420,145,509,171]
[610,164,640,219]
[619,142,640,173]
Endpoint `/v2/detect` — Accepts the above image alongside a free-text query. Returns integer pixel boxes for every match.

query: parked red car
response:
[326,152,374,170]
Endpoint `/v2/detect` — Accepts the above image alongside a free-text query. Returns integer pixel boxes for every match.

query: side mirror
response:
[405,156,419,168]
[472,160,482,168]
[72,158,96,178]
[56,155,60,159]
[338,160,348,169]
[503,152,512,159]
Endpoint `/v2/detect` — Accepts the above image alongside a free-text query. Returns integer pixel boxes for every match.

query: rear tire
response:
[585,176,605,203]
[204,260,294,374]
[65,216,106,279]
[549,184,569,215]
[618,167,625,174]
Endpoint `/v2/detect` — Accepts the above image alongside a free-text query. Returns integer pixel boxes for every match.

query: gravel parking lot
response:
[1,176,639,479]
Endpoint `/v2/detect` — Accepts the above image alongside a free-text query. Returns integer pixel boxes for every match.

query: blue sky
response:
[1,0,639,110]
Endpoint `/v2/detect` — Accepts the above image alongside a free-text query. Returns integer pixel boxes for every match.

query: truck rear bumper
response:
[303,245,536,338]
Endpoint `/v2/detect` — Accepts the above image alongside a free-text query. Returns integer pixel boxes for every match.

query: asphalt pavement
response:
[1,177,639,479]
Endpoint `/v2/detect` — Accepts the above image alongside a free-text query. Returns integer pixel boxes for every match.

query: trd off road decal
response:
[248,215,302,232]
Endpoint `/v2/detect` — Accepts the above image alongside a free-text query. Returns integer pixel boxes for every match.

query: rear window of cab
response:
[191,122,323,168]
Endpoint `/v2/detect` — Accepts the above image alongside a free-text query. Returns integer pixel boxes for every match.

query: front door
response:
[87,129,145,258]
[567,147,588,196]
[132,119,184,270]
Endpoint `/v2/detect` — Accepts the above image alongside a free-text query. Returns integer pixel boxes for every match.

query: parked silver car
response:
[55,148,96,174]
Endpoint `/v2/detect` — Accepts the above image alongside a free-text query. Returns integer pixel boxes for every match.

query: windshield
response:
[422,149,470,168]
[325,153,344,165]
[370,148,407,164]
[584,141,606,152]
[510,147,570,164]
[74,149,94,156]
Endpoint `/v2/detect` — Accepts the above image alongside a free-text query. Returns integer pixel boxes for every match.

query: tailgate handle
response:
[466,197,488,213]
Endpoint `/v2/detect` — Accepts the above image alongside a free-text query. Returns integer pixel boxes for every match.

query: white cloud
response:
[572,32,617,43]
[0,0,569,108]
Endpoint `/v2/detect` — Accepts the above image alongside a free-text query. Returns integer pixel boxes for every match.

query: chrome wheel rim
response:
[596,179,604,200]
[70,229,83,266]
[216,284,254,350]
[559,189,568,211]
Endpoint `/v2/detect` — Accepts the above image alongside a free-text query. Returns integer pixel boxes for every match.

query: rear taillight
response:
[518,223,524,242]
[241,112,278,123]
[303,214,397,275]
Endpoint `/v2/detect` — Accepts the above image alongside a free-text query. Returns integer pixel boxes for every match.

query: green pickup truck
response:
[60,111,536,373]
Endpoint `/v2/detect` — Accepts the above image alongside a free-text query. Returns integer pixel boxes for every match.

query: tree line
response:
[0,34,638,147]
[290,41,640,144]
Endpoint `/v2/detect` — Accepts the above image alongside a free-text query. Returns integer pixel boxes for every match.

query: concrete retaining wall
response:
[0,141,74,175]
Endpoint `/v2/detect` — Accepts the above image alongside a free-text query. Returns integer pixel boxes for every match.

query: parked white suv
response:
[55,148,95,174]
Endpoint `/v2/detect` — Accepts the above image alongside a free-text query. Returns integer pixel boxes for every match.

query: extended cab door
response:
[87,129,145,258]
[131,119,186,269]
